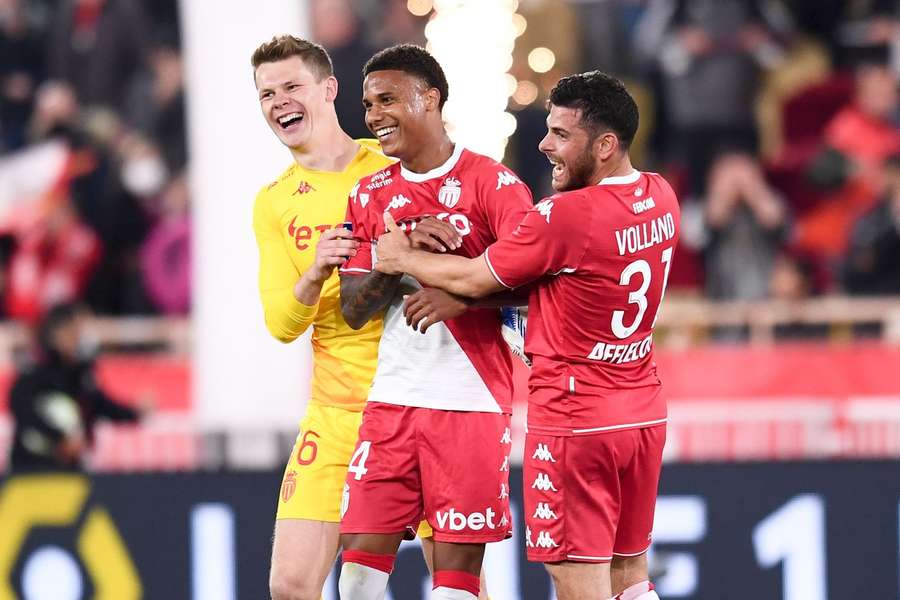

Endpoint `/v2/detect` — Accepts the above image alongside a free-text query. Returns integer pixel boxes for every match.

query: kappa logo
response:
[525,526,534,548]
[498,483,509,499]
[531,472,558,492]
[340,483,350,518]
[435,507,498,531]
[500,427,512,444]
[496,170,521,190]
[499,456,510,472]
[350,183,370,208]
[293,180,315,195]
[532,502,558,520]
[535,531,559,548]
[438,176,462,208]
[536,199,554,224]
[532,443,556,462]
[499,513,509,527]
[387,194,412,211]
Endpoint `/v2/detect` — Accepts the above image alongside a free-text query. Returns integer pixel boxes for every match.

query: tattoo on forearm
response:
[340,272,402,329]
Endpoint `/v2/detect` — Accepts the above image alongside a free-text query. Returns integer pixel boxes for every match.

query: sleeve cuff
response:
[283,287,319,320]
[483,249,513,289]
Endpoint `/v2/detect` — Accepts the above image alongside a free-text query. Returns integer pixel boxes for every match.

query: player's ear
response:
[425,87,441,112]
[324,75,338,102]
[594,132,618,161]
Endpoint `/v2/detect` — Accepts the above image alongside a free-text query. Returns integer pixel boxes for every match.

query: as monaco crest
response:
[281,470,297,503]
[438,176,462,208]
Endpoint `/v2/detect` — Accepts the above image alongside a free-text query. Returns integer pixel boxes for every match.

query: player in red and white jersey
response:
[336,45,532,600]
[375,71,678,600]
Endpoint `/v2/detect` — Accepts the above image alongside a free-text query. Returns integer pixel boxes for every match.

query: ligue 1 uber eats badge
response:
[439,176,462,209]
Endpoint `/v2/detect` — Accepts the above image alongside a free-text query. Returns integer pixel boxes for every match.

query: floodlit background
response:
[1,0,900,598]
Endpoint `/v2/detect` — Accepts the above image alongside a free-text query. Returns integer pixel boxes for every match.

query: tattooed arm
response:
[340,272,403,330]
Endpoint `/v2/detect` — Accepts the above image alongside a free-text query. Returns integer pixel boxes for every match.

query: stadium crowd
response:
[1,0,900,325]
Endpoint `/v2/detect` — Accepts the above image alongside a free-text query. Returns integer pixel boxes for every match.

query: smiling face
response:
[362,69,438,162]
[538,104,601,192]
[255,56,335,150]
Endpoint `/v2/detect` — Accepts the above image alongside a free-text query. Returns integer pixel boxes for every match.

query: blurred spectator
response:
[0,0,47,151]
[375,0,428,48]
[23,82,154,316]
[5,198,100,322]
[770,251,815,301]
[74,130,156,316]
[703,153,788,300]
[140,171,190,314]
[311,0,377,139]
[634,0,787,194]
[9,302,144,471]
[769,250,828,339]
[795,47,900,262]
[842,157,900,294]
[784,0,899,67]
[129,31,187,173]
[47,0,151,125]
[825,48,900,177]
[28,79,79,141]
[574,0,648,76]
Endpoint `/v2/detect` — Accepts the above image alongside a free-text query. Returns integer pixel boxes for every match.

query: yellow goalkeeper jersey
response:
[253,140,393,412]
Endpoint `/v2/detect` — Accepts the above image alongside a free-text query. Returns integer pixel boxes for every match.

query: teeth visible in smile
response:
[278,112,303,125]
[376,127,397,138]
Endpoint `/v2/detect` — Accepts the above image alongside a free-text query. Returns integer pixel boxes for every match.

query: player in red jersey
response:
[375,71,678,600]
[336,45,533,600]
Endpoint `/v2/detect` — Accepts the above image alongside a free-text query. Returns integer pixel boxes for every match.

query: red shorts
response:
[340,402,512,544]
[523,424,666,563]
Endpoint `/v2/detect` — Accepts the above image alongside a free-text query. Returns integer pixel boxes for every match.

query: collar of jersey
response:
[400,144,464,182]
[597,170,640,185]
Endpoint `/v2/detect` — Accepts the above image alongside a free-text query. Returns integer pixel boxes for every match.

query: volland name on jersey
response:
[614,211,676,256]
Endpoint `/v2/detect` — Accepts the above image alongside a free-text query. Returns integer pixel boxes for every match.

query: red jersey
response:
[485,170,680,434]
[340,146,532,414]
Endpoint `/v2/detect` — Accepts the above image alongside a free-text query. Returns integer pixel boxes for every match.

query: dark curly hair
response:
[549,71,638,149]
[363,44,449,109]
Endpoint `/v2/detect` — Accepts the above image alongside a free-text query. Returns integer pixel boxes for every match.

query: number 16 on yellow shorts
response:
[276,404,363,522]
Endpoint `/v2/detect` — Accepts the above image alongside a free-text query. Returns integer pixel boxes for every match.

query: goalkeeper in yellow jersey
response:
[251,36,485,600]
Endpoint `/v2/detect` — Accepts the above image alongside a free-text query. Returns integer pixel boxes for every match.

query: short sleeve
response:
[477,167,533,238]
[339,182,376,275]
[484,194,591,289]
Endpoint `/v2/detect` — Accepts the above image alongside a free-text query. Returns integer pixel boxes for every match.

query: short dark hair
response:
[549,71,639,149]
[251,35,333,81]
[363,44,449,109]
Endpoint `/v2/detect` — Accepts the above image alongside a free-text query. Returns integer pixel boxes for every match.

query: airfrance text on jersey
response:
[587,333,653,364]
